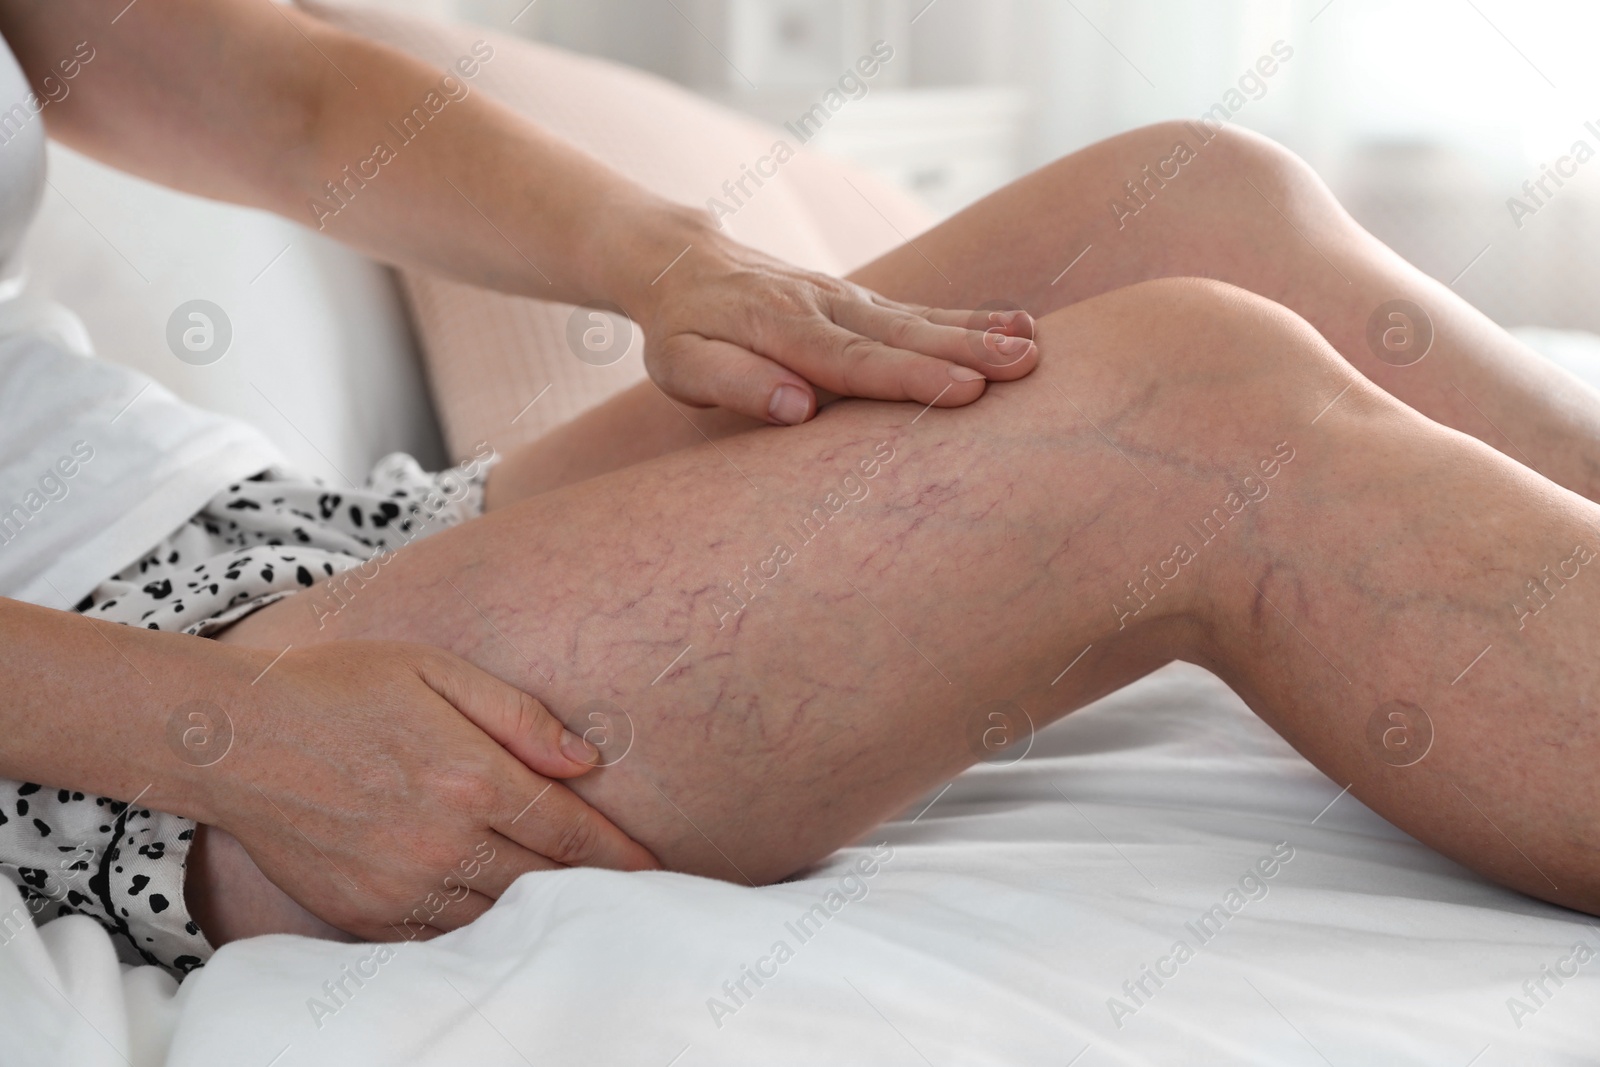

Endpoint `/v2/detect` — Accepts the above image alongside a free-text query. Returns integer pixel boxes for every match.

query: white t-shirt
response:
[0,337,282,608]
[0,34,283,608]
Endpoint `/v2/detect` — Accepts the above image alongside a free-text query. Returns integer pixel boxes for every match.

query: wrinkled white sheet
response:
[3,662,1596,1066]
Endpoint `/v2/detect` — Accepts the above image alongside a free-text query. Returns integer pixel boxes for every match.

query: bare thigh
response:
[221,280,1268,885]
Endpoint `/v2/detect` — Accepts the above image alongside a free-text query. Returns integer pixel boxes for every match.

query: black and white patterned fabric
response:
[0,450,494,978]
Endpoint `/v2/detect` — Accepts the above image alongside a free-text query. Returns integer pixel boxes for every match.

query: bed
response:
[1,7,1598,1064]
[5,660,1597,1065]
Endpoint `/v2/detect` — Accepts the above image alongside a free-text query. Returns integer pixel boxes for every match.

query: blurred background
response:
[345,0,1600,334]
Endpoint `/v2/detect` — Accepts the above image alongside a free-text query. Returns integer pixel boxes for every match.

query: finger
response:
[777,325,989,407]
[411,649,600,778]
[379,885,497,940]
[379,914,441,943]
[834,301,1037,380]
[494,774,661,872]
[452,832,560,900]
[368,893,491,942]
[864,291,1036,337]
[421,889,496,933]
[917,306,1037,341]
[650,334,818,425]
[900,304,1035,335]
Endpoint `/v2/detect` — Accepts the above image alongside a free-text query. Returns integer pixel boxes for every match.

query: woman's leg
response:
[482,385,762,507]
[850,121,1600,500]
[492,122,1600,509]
[219,278,1600,923]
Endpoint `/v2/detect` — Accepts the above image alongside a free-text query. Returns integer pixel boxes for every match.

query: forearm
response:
[289,20,705,308]
[0,0,701,308]
[0,596,253,822]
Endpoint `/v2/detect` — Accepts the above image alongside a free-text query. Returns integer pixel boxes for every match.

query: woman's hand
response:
[198,641,658,942]
[611,209,1039,425]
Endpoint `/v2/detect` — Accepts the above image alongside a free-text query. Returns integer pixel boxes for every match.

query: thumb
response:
[650,334,817,425]
[411,649,599,778]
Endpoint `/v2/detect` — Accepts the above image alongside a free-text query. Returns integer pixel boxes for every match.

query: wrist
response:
[126,632,275,829]
[588,197,720,317]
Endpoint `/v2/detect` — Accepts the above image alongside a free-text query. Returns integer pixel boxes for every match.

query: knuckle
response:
[813,273,853,297]
[646,336,684,372]
[835,338,883,396]
[839,334,876,365]
[550,810,600,865]
[430,761,499,818]
[511,690,547,742]
[881,316,917,350]
[646,347,688,396]
[409,644,461,684]
[769,292,813,324]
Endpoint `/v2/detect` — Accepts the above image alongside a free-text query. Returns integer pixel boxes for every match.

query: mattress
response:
[3,661,1595,1066]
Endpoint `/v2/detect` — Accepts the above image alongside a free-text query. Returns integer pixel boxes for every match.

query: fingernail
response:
[768,384,810,425]
[988,310,1033,335]
[949,364,985,382]
[561,729,600,765]
[987,334,1033,359]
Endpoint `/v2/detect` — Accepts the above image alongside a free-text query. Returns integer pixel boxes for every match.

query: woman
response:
[2,0,1598,980]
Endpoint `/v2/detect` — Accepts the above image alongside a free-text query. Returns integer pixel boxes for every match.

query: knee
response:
[1030,277,1367,439]
[1121,119,1319,192]
[1077,120,1347,235]
[1041,274,1327,376]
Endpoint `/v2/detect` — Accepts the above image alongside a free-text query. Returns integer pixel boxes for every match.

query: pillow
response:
[299,1,936,461]
[18,141,446,479]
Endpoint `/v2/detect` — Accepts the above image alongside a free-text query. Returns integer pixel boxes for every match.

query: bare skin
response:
[198,123,1600,939]
[0,0,1037,949]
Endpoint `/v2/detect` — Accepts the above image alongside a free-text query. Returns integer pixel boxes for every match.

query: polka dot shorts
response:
[0,448,495,979]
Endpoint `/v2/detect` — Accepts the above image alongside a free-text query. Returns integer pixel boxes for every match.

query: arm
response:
[0,0,1037,423]
[0,597,225,814]
[0,0,673,309]
[0,596,657,941]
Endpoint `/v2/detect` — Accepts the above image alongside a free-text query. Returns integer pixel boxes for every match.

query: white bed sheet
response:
[3,662,1596,1066]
